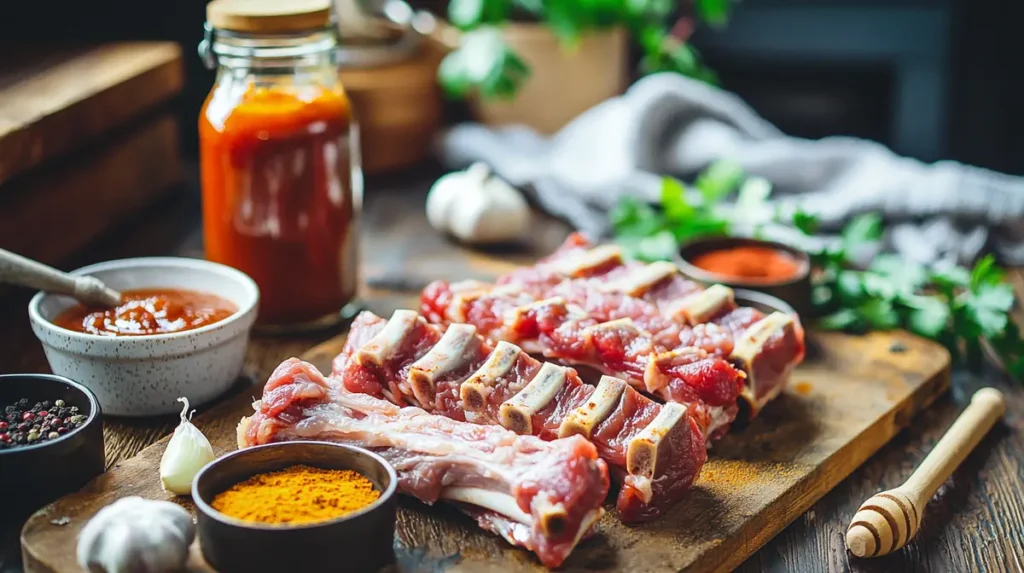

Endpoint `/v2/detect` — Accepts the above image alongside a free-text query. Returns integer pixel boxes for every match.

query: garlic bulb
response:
[426,162,530,245]
[77,496,195,573]
[159,397,214,495]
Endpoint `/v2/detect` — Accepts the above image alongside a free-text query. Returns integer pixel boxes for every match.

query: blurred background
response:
[2,0,1022,171]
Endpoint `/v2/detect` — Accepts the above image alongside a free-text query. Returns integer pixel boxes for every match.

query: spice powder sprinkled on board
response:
[697,460,802,490]
[211,464,380,525]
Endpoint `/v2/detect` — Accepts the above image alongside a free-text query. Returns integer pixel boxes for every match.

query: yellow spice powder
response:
[211,464,380,525]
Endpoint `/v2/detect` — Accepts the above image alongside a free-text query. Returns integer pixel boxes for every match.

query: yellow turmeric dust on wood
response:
[793,381,813,396]
[697,460,801,490]
[210,464,380,525]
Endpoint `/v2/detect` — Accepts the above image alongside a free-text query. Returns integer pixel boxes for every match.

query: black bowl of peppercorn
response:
[0,373,104,516]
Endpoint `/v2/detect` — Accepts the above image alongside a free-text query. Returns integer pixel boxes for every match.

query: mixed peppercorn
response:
[0,398,86,450]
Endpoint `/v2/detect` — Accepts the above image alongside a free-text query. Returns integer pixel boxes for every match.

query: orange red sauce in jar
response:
[689,246,804,282]
[53,289,237,336]
[199,86,359,328]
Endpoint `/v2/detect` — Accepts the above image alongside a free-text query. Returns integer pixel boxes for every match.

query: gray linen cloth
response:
[438,72,1024,267]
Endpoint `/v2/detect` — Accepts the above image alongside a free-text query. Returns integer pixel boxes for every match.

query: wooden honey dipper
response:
[846,387,1006,558]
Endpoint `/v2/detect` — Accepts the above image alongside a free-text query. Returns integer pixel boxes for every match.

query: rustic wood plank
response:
[0,43,184,186]
[0,114,182,267]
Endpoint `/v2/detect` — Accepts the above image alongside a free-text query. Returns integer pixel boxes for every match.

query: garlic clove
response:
[447,190,492,242]
[425,170,467,232]
[77,496,195,573]
[426,162,530,245]
[159,397,215,496]
[477,175,530,241]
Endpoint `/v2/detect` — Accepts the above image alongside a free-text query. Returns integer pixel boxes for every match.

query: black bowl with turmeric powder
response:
[193,441,398,573]
[678,237,813,319]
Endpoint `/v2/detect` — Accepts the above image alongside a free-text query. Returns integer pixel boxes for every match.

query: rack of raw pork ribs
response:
[239,234,806,567]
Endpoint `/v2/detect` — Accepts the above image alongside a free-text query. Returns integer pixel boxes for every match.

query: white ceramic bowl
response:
[28,257,259,417]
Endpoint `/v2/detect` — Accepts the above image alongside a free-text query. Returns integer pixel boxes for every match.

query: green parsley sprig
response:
[807,213,1024,378]
[609,163,1024,380]
[611,161,742,261]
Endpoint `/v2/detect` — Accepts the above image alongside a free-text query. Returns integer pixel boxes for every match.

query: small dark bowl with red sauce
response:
[677,237,813,319]
[28,257,259,417]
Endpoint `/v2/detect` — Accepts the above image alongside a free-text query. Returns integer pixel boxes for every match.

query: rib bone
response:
[500,362,567,434]
[731,312,794,362]
[582,317,644,338]
[461,341,521,412]
[731,311,797,411]
[534,498,571,538]
[356,309,419,367]
[504,296,588,326]
[545,244,622,276]
[627,402,688,481]
[559,375,626,438]
[599,261,678,296]
[643,347,710,394]
[671,284,735,325]
[441,486,533,525]
[409,324,479,406]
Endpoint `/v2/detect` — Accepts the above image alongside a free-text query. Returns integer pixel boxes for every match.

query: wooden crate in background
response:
[0,42,185,267]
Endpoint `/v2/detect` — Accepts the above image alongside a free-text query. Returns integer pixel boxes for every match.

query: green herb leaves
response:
[695,160,744,203]
[609,163,1024,381]
[439,0,727,99]
[449,0,511,29]
[841,213,882,252]
[611,174,733,261]
[812,216,1023,381]
[438,28,530,99]
[905,296,950,338]
[694,0,731,27]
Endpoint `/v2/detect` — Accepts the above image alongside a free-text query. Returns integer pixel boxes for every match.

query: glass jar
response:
[199,0,361,330]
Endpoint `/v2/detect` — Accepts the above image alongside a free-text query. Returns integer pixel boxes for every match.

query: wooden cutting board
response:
[0,43,183,187]
[20,295,950,573]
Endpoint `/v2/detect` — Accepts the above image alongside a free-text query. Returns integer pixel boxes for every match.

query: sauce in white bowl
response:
[28,258,259,417]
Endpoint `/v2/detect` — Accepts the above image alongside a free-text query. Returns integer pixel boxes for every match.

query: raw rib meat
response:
[238,358,608,568]
[421,232,806,421]
[334,310,707,523]
[421,281,746,437]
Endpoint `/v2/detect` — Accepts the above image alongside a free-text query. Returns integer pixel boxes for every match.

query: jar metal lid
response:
[207,0,332,33]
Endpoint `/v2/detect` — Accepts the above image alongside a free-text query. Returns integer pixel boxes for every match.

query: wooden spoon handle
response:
[903,387,1006,500]
[847,387,1005,557]
[0,248,121,307]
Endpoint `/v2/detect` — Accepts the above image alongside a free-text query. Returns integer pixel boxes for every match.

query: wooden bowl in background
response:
[340,39,445,174]
[471,24,628,134]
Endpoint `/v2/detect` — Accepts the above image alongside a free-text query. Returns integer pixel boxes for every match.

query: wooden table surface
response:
[1,165,1023,573]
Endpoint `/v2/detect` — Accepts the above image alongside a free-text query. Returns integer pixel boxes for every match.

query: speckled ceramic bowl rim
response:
[27,257,260,349]
[677,237,811,287]
[0,373,100,456]
[192,442,399,530]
